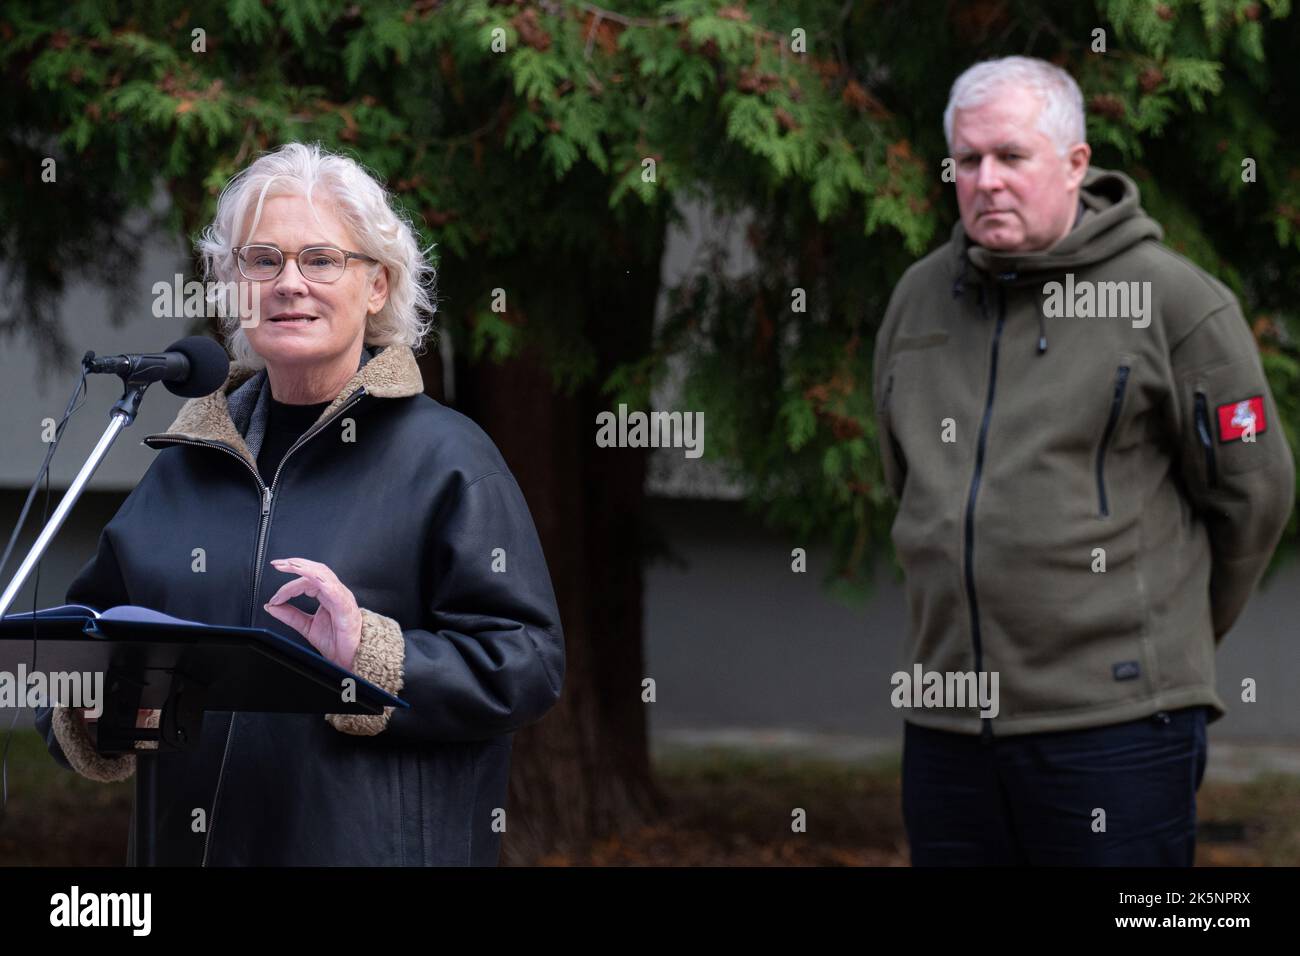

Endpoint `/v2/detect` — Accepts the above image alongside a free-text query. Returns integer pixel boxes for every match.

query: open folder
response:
[4,603,209,626]
[0,603,408,735]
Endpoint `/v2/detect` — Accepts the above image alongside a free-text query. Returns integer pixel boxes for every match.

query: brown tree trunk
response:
[421,213,671,862]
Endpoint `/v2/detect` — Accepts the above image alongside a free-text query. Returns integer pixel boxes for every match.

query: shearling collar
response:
[141,343,424,473]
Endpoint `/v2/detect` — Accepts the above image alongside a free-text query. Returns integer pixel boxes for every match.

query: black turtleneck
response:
[257,394,333,486]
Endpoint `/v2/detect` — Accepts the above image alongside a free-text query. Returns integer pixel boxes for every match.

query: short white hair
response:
[943,55,1086,157]
[198,141,435,369]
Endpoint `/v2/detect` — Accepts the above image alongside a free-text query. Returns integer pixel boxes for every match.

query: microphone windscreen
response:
[163,336,231,397]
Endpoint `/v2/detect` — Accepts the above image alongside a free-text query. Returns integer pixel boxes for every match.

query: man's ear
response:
[367,265,390,316]
[1065,142,1092,190]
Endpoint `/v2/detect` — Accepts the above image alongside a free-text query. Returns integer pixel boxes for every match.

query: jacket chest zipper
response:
[1194,392,1218,489]
[965,283,1006,744]
[143,389,367,865]
[882,373,907,487]
[1096,365,1131,517]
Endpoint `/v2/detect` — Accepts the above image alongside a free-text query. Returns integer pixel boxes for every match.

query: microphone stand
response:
[0,372,148,619]
[0,358,155,867]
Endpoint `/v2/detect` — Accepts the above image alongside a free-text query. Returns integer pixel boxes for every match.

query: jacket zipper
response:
[881,373,907,489]
[143,387,367,865]
[965,282,1007,744]
[1194,391,1218,489]
[1096,365,1131,517]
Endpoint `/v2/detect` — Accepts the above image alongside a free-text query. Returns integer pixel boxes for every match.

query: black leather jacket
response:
[34,343,565,865]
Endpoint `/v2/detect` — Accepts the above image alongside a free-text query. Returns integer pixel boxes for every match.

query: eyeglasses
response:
[232,244,378,283]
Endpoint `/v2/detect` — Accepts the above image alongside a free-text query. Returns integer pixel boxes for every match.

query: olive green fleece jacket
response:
[872,166,1295,737]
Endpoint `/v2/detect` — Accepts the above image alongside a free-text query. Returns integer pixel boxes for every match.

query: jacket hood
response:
[951,166,1164,290]
[141,342,425,472]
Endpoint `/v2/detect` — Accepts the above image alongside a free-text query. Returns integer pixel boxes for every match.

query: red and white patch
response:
[1217,396,1266,442]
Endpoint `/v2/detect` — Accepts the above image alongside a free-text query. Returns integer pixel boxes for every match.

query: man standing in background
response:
[872,56,1294,865]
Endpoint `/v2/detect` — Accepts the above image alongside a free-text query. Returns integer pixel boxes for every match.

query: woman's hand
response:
[79,707,161,750]
[264,557,363,671]
[80,707,158,725]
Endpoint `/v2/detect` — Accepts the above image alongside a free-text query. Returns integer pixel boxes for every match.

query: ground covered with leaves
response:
[2,734,1295,866]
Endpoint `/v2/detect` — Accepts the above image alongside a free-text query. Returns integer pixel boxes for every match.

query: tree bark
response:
[426,213,672,862]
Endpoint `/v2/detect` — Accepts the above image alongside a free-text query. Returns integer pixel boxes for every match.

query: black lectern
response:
[0,606,408,864]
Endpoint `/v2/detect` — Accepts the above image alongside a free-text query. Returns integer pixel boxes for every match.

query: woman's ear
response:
[367,264,390,316]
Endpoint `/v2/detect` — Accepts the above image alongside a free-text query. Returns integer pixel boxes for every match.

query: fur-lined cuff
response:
[326,607,406,736]
[51,707,136,783]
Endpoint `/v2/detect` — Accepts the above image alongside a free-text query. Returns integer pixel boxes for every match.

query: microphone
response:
[83,336,230,398]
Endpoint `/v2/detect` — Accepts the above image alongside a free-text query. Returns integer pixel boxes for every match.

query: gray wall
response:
[643,498,1300,743]
[0,231,195,492]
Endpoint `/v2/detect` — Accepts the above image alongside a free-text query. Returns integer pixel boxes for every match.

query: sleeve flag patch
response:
[1217,396,1266,442]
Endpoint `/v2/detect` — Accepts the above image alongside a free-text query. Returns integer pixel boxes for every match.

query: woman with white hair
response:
[34,141,566,866]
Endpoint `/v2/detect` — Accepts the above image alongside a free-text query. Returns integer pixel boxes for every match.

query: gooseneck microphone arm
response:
[0,336,229,620]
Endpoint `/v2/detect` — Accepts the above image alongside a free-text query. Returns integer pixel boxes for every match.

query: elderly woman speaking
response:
[33,142,565,866]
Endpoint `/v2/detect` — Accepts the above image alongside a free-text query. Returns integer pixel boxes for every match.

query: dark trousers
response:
[902,706,1208,866]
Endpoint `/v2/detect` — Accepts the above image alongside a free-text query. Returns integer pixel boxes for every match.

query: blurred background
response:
[1,0,1298,865]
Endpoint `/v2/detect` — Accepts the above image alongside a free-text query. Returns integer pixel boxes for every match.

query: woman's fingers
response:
[264,571,326,634]
[264,598,313,634]
[265,557,361,667]
[265,574,318,607]
[78,708,161,750]
[268,560,348,619]
[137,708,161,751]
[271,557,337,587]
